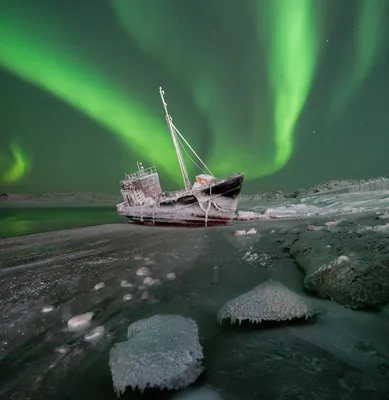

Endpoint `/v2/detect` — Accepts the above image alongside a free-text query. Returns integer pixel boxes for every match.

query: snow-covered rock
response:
[290,229,389,309]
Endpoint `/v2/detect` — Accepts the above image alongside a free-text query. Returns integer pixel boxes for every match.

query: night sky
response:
[1,0,388,194]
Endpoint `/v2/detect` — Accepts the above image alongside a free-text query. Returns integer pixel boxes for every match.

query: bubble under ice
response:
[217,280,314,325]
[109,314,204,396]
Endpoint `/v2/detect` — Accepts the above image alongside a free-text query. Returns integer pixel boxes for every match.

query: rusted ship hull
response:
[118,174,244,227]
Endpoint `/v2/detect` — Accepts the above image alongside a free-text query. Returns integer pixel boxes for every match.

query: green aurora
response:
[0,7,180,184]
[0,0,388,192]
[330,0,388,120]
[111,0,320,176]
[2,143,30,183]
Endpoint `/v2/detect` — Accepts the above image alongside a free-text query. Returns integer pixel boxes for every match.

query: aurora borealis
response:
[1,0,388,194]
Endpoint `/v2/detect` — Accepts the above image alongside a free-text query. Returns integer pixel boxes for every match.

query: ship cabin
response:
[120,163,162,206]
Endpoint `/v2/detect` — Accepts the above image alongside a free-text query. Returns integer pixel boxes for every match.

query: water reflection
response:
[0,207,122,238]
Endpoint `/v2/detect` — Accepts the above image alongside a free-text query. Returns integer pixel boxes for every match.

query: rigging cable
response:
[175,134,207,174]
[172,123,215,178]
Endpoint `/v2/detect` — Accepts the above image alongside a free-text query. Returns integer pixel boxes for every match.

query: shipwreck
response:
[116,87,244,227]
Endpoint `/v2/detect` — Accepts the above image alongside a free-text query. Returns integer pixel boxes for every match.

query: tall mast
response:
[159,87,191,191]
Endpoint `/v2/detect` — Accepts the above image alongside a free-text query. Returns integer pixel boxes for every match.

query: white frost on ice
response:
[41,306,54,313]
[109,315,204,395]
[217,280,314,325]
[123,294,133,301]
[120,280,132,288]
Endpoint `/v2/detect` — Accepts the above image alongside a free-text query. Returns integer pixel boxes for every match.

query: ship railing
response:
[125,166,158,181]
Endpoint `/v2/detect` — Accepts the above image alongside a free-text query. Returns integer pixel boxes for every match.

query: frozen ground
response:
[239,189,389,219]
[1,190,389,399]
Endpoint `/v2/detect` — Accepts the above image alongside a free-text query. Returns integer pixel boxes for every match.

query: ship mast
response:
[159,87,191,191]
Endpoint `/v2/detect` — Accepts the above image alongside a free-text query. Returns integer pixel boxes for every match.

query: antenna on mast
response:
[159,87,191,191]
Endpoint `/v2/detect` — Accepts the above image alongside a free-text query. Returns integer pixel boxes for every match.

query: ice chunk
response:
[94,282,105,290]
[143,277,153,285]
[67,312,94,331]
[217,280,314,325]
[136,267,150,276]
[109,315,204,395]
[84,326,105,342]
[233,229,247,236]
[166,272,176,281]
[233,228,257,236]
[235,211,261,220]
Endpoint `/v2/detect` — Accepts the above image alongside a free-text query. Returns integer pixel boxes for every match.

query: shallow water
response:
[1,214,389,399]
[0,207,122,238]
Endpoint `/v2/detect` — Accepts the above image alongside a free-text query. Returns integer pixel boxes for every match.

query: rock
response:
[290,229,389,309]
[109,315,204,395]
[217,279,314,324]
